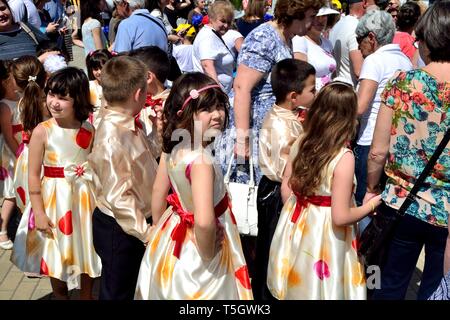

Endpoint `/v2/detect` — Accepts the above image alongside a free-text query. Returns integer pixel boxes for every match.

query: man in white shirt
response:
[329,0,365,86]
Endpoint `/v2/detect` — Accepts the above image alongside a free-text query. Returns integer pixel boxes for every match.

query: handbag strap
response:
[224,144,255,187]
[135,13,168,35]
[398,126,450,215]
[210,27,236,60]
[20,22,39,45]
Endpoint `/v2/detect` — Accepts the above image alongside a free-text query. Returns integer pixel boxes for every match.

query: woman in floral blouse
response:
[365,1,450,300]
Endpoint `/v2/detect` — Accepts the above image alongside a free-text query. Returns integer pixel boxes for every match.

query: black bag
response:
[358,126,450,267]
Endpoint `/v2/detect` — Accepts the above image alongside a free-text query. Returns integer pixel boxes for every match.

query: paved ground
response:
[0,243,426,300]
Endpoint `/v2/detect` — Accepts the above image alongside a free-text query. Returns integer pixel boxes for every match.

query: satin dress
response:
[267,148,366,300]
[135,149,253,300]
[11,119,101,288]
[14,131,30,212]
[0,99,23,199]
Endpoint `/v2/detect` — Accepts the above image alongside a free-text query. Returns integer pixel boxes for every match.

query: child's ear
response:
[147,71,154,85]
[288,91,297,103]
[134,87,142,102]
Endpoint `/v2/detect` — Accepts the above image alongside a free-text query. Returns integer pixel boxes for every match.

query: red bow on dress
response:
[166,193,195,259]
[291,192,332,224]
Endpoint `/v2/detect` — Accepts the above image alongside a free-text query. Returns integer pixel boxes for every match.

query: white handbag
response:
[224,150,258,236]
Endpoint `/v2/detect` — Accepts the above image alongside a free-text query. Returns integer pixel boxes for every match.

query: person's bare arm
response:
[92,27,105,50]
[200,59,219,84]
[233,64,265,157]
[191,155,217,261]
[349,49,364,79]
[293,52,308,62]
[363,103,392,205]
[281,158,293,203]
[332,151,382,226]
[357,79,378,116]
[234,37,244,53]
[151,153,171,225]
[0,103,19,155]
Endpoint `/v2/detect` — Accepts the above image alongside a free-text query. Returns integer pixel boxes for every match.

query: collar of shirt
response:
[99,107,139,132]
[375,43,402,54]
[272,104,300,120]
[131,8,151,17]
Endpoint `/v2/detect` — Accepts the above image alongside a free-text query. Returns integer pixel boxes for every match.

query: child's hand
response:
[367,194,382,215]
[362,191,379,206]
[214,223,225,253]
[35,212,54,237]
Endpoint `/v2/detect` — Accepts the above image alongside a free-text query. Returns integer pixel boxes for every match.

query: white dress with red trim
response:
[267,147,367,300]
[11,119,101,287]
[0,99,23,199]
[135,148,253,300]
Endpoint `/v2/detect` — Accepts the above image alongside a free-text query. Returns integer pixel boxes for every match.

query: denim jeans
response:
[372,213,448,300]
[354,144,371,206]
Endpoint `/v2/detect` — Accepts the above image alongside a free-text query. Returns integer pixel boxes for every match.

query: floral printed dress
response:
[267,148,366,300]
[381,69,450,227]
[11,119,101,287]
[135,149,253,300]
[14,130,31,213]
[0,99,23,199]
[216,23,293,185]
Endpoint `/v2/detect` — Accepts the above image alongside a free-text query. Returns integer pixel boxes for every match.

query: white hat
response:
[316,6,340,16]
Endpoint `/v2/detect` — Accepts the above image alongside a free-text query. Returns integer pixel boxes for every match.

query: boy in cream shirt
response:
[88,56,158,300]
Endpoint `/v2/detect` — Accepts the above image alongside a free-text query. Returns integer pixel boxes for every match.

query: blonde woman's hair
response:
[208,0,235,20]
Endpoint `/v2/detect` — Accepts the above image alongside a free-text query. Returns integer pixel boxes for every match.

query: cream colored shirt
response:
[88,107,158,243]
[259,104,304,182]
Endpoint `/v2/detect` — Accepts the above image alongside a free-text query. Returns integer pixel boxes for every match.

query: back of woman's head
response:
[85,49,113,80]
[81,0,103,24]
[415,0,450,63]
[244,0,265,20]
[145,0,163,12]
[45,67,93,122]
[290,82,357,196]
[162,72,230,153]
[274,0,324,27]
[11,56,46,132]
[397,1,421,31]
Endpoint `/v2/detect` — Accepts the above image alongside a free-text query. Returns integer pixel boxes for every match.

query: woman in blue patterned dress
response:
[365,1,450,300]
[217,0,325,184]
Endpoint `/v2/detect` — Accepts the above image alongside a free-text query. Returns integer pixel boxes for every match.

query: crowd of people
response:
[0,0,449,301]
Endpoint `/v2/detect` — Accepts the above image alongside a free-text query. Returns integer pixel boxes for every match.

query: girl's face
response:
[46,91,75,120]
[0,1,14,32]
[93,67,102,82]
[193,104,226,140]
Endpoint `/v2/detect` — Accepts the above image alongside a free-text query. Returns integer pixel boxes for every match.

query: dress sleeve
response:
[238,28,277,73]
[292,36,308,54]
[380,71,405,110]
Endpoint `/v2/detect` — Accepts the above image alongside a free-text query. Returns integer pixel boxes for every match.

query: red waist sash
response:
[166,192,230,259]
[12,124,23,135]
[291,192,332,223]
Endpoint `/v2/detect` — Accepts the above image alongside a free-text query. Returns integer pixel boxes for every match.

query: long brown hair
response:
[289,82,358,196]
[11,56,46,133]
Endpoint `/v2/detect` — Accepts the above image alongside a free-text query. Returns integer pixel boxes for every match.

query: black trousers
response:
[92,208,146,300]
[253,175,283,301]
